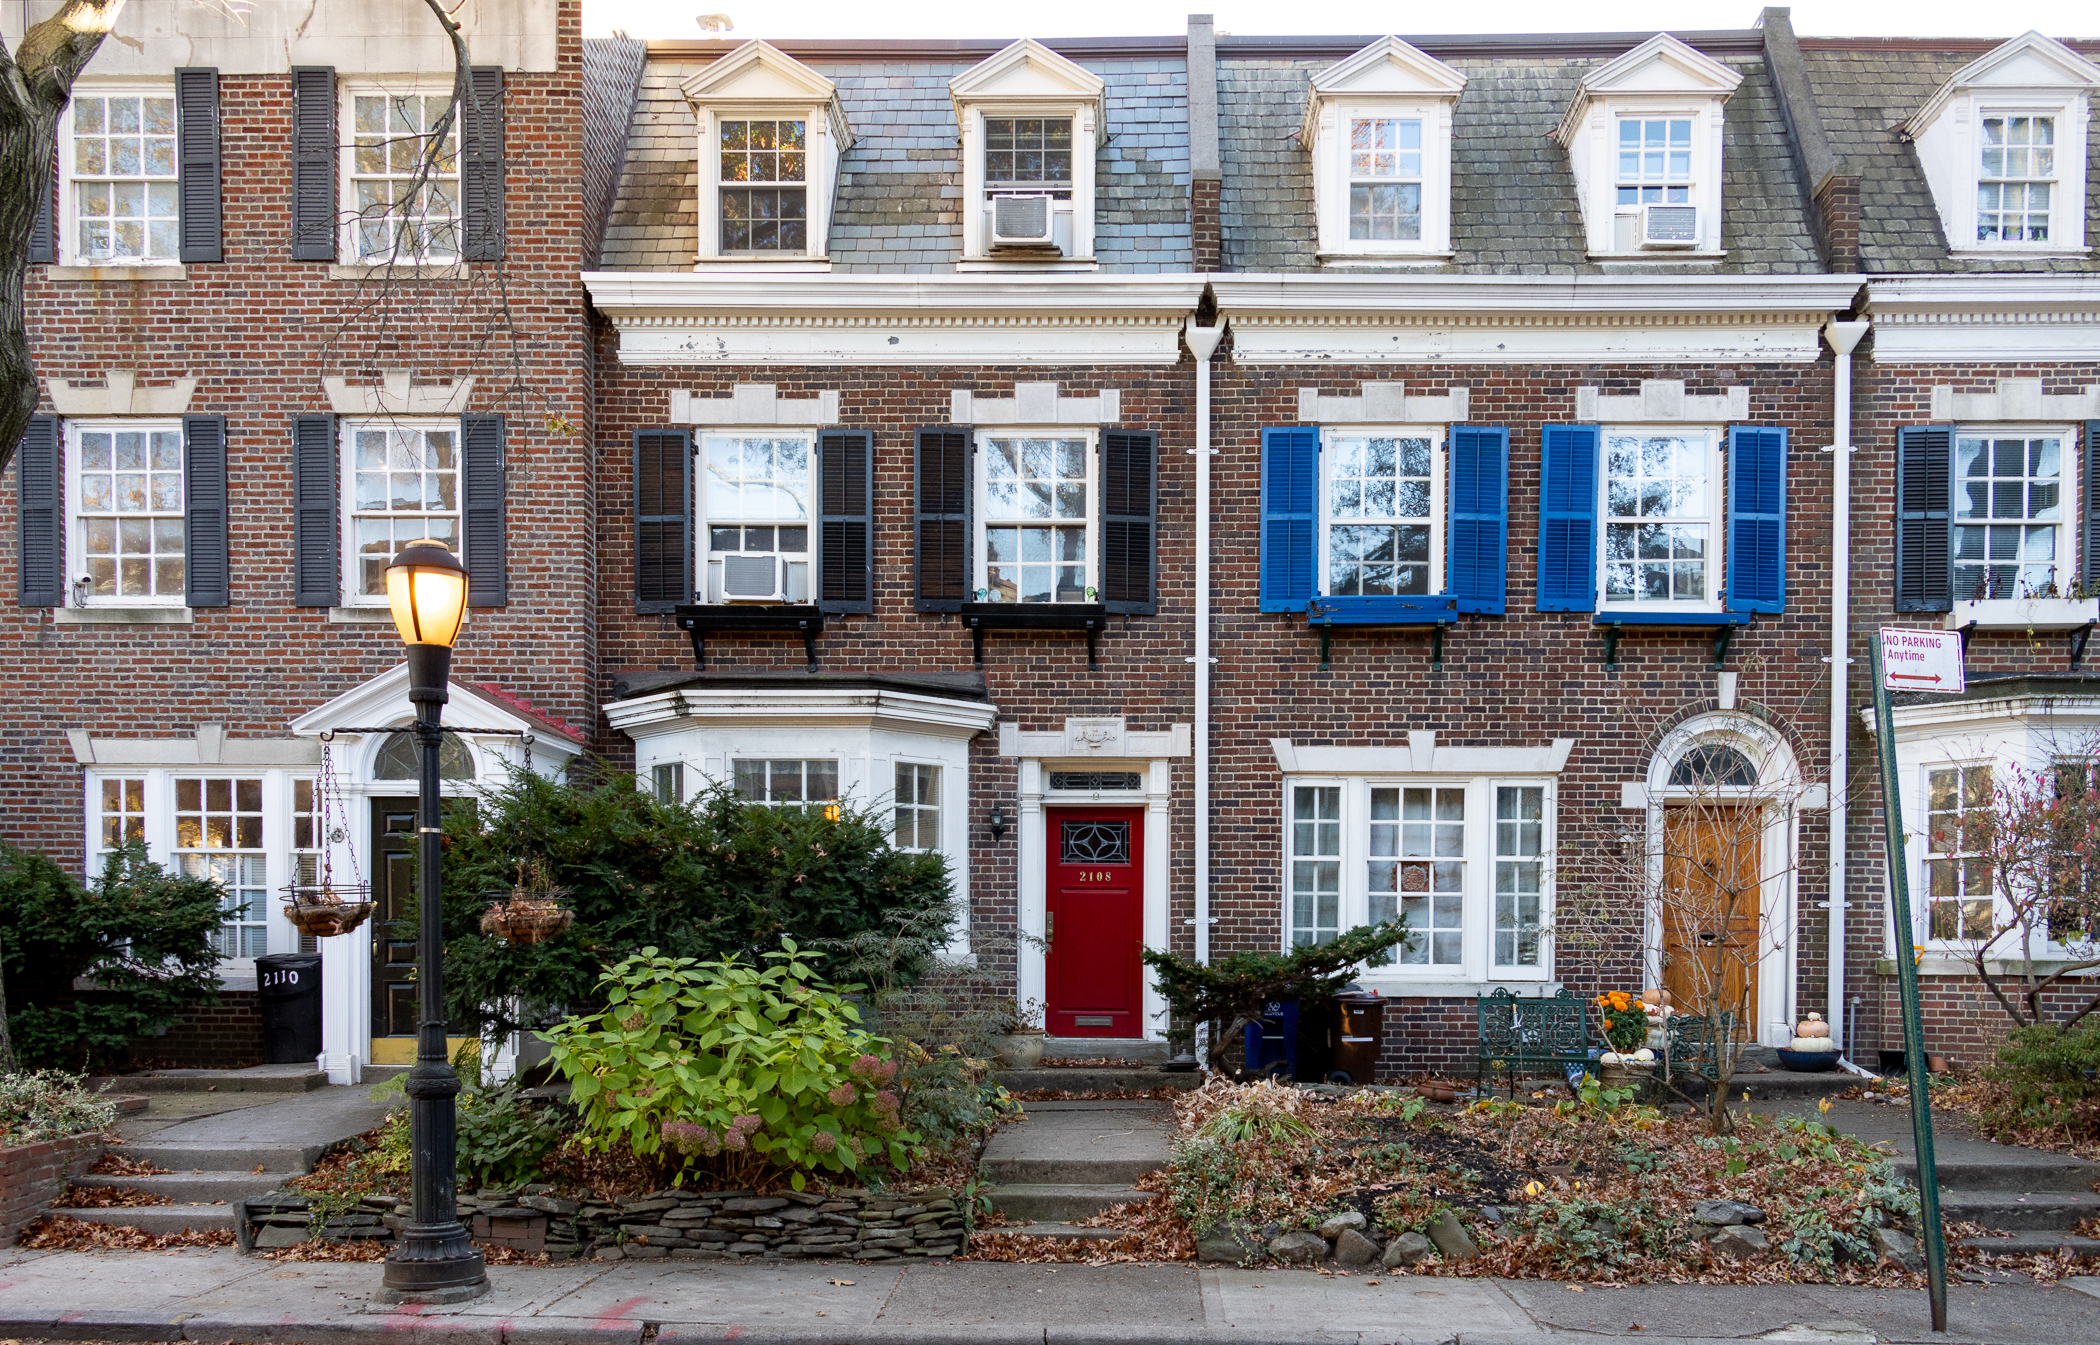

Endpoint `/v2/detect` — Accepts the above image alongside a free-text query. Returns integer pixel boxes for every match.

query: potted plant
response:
[1594,991,1656,1086]
[480,858,574,946]
[989,998,1046,1068]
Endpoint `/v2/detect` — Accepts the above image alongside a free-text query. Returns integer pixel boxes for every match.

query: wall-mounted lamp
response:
[987,804,1008,842]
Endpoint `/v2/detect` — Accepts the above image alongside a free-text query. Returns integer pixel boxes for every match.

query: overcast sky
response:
[583,1,2096,41]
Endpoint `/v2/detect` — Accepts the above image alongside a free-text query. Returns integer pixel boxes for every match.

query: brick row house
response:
[6,5,2100,1080]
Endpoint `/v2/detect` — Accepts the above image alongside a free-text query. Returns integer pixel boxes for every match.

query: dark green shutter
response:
[182,414,229,606]
[290,67,336,261]
[1448,425,1509,615]
[1258,427,1318,612]
[1725,426,1788,614]
[817,428,873,615]
[15,416,61,606]
[1100,429,1157,615]
[914,427,970,612]
[1536,425,1600,612]
[461,414,505,607]
[1895,425,1953,613]
[292,414,338,607]
[461,67,506,262]
[635,428,691,613]
[174,67,222,263]
[28,146,54,265]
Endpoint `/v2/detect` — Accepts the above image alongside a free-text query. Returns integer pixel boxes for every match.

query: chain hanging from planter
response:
[480,856,573,945]
[280,740,374,938]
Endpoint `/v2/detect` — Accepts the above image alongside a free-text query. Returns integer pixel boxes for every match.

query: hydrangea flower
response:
[810,1130,838,1153]
[827,1083,857,1107]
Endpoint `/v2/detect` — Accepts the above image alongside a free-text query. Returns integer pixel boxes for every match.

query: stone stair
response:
[1900,1152,2100,1259]
[982,1098,1170,1235]
[85,1063,328,1094]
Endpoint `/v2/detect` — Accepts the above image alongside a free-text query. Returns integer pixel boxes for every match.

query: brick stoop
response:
[0,1133,106,1246]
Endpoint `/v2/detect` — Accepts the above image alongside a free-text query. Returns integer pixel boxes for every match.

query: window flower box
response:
[1945,596,2100,633]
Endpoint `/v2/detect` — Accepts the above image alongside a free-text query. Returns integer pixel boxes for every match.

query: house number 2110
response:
[1073,870,1114,882]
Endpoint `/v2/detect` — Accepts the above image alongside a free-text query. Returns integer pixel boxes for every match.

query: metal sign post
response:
[1870,631,1951,1333]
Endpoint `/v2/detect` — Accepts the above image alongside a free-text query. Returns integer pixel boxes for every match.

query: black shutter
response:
[1895,424,1953,612]
[174,67,222,263]
[817,427,873,615]
[292,414,338,607]
[2086,421,2100,593]
[461,66,506,262]
[914,427,971,612]
[15,416,60,606]
[461,414,506,607]
[1099,429,1157,615]
[290,67,336,261]
[635,428,692,613]
[182,415,229,606]
[28,145,54,265]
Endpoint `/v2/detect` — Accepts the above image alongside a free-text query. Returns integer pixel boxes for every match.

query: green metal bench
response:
[1475,987,1590,1094]
[1662,1012,1737,1084]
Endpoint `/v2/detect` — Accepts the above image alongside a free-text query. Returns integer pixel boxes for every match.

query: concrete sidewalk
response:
[5,1246,2100,1344]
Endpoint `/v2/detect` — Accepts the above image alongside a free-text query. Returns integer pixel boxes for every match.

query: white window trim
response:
[1280,773,1557,989]
[337,79,461,268]
[695,427,817,606]
[1569,98,1726,258]
[889,757,945,855]
[64,417,187,609]
[1928,93,2093,258]
[57,80,180,269]
[1312,98,1454,261]
[1316,424,1446,599]
[1947,422,2081,613]
[693,104,838,265]
[958,103,1099,265]
[1595,424,1727,617]
[338,417,465,608]
[972,426,1097,604]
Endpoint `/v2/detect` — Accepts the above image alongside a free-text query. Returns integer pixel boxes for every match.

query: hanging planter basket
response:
[480,889,573,945]
[280,884,375,938]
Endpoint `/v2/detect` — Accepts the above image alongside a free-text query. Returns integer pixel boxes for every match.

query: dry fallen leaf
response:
[828,1278,855,1286]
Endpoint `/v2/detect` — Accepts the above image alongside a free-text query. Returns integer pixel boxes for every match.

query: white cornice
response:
[1271,734,1576,777]
[606,684,1000,739]
[584,272,1203,314]
[1209,273,1863,317]
[1864,275,2100,363]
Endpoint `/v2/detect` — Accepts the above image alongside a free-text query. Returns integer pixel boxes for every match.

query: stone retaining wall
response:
[0,1134,105,1246]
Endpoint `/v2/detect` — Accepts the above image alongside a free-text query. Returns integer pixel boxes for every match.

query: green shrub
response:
[457,1081,568,1190]
[0,1069,118,1145]
[542,943,917,1189]
[1982,1021,2100,1140]
[0,843,224,1070]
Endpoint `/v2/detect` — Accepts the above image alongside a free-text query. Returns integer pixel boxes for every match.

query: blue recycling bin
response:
[1243,1000,1300,1078]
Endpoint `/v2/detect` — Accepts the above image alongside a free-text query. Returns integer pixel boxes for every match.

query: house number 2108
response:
[1073,870,1114,882]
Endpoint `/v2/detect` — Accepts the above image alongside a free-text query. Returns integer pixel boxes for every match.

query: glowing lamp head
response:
[385,542,470,649]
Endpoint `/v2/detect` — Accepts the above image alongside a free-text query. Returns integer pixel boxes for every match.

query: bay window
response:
[733,758,838,809]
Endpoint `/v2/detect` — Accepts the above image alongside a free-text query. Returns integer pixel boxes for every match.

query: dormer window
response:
[1905,31,2099,258]
[1302,37,1465,263]
[951,40,1104,266]
[1557,34,1740,258]
[682,41,851,267]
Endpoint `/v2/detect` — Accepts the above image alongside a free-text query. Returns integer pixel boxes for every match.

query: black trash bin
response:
[255,953,323,1065]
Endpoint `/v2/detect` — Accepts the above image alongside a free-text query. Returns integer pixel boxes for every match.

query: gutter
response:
[1186,317,1227,979]
[1824,318,1870,1056]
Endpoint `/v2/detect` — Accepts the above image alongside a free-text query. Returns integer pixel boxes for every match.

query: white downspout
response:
[1186,318,1225,977]
[1824,318,1869,1055]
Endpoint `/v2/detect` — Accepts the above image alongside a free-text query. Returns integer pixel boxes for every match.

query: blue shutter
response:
[1725,426,1788,614]
[1536,425,1599,612]
[1448,425,1508,615]
[1259,426,1319,612]
[2087,421,2100,592]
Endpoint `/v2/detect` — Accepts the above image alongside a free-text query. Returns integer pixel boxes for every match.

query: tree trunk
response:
[0,956,16,1074]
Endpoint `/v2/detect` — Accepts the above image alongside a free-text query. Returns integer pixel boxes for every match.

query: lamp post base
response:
[379,1224,488,1303]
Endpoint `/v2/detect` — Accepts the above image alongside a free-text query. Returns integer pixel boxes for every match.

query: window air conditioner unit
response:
[990,193,1056,247]
[721,553,785,602]
[1641,204,1700,248]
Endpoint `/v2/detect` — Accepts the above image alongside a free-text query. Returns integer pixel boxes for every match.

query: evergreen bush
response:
[1982,1021,2100,1141]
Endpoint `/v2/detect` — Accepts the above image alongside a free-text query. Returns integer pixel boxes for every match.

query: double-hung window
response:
[1977,114,2055,244]
[1349,117,1422,242]
[1924,764,1995,943]
[1617,117,1692,205]
[97,777,148,870]
[345,421,460,602]
[1284,776,1553,981]
[978,433,1093,604]
[701,432,813,603]
[69,421,186,605]
[718,118,807,253]
[893,763,941,851]
[1601,430,1720,610]
[65,88,179,265]
[345,87,459,264]
[176,777,268,960]
[1323,430,1440,598]
[1953,431,2064,600]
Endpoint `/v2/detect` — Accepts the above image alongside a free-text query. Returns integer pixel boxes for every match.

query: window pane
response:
[175,778,269,959]
[1603,434,1710,602]
[348,86,461,262]
[981,437,1088,603]
[1950,435,2064,599]
[1977,115,2056,242]
[1924,765,1996,944]
[346,424,464,597]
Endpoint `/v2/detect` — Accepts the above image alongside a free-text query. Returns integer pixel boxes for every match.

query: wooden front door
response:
[370,798,421,1045]
[1660,805,1762,1037]
[1045,808,1145,1038]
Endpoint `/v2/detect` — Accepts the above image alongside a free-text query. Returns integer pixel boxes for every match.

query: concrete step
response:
[1898,1155,2100,1192]
[993,1222,1138,1242]
[988,1184,1156,1222]
[47,1204,236,1234]
[1043,1038,1171,1064]
[982,1152,1164,1185]
[1962,1230,2100,1258]
[1934,1190,2100,1231]
[69,1171,302,1205]
[86,1065,327,1094]
[117,1141,329,1173]
[994,1067,1201,1093]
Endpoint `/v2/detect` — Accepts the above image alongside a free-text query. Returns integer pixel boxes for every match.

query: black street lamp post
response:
[378,541,488,1304]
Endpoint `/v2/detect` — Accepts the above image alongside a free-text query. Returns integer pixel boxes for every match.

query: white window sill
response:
[56,605,193,625]
[328,262,470,281]
[327,605,398,624]
[1945,596,2099,632]
[1355,976,1559,999]
[1880,954,2099,979]
[1948,246,2091,260]
[1316,252,1454,267]
[45,263,187,282]
[692,257,832,272]
[956,257,1099,272]
[1591,252,1725,263]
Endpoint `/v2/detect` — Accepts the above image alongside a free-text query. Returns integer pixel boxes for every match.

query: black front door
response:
[371,798,420,1043]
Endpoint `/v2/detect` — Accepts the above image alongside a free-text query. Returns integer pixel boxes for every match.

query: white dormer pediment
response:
[680,40,850,145]
[1557,33,1741,144]
[1908,31,2100,135]
[950,38,1105,110]
[682,40,851,266]
[1299,36,1466,148]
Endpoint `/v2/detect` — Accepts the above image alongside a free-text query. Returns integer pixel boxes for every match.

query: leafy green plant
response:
[0,843,224,1070]
[1981,1021,2100,1140]
[541,943,917,1189]
[0,1069,117,1144]
[1200,1098,1316,1146]
[1163,1134,1251,1232]
[456,1082,568,1190]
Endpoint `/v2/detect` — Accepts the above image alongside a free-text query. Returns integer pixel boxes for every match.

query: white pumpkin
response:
[1788,1035,1839,1052]
[1632,1048,1656,1063]
[1599,1051,1623,1065]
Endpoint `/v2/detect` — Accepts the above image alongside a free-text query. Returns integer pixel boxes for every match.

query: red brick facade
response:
[0,1132,103,1246]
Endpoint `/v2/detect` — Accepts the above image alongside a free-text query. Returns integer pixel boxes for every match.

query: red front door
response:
[1045,808,1144,1038]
